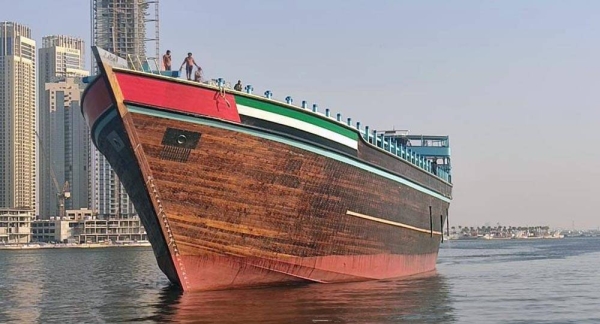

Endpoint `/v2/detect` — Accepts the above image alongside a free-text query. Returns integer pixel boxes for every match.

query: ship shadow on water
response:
[139,271,455,324]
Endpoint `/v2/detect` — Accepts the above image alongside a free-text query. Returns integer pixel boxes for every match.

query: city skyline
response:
[1,1,600,228]
[1,2,157,219]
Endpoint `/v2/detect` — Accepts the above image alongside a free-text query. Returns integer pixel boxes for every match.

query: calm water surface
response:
[1,238,599,323]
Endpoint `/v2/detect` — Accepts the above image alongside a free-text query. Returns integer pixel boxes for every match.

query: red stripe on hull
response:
[180,253,438,291]
[81,78,113,128]
[115,72,241,123]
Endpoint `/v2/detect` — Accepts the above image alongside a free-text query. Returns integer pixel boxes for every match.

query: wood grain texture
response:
[87,64,184,287]
[121,111,451,289]
[91,108,179,286]
[87,67,453,290]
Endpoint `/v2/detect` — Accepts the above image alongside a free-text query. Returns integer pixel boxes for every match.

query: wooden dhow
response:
[81,47,453,291]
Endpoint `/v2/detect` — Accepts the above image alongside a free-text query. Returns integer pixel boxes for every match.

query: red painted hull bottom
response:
[167,253,439,291]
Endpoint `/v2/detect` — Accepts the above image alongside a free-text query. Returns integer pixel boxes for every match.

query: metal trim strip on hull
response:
[346,210,442,235]
[125,105,452,203]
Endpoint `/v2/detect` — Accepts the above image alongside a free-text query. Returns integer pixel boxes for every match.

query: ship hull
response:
[82,60,452,291]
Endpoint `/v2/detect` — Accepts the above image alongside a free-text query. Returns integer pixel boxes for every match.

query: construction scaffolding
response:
[145,0,160,60]
[90,0,159,219]
[91,0,159,64]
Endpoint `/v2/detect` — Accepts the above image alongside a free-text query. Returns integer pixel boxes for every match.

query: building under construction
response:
[91,0,159,60]
[90,0,159,219]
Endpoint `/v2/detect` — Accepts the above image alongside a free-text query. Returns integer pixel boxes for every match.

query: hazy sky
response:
[3,0,599,229]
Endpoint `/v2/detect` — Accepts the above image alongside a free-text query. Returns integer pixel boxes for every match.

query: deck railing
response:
[113,53,452,183]
[363,131,451,182]
[126,55,161,74]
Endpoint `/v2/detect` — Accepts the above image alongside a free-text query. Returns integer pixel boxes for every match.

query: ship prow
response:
[81,47,453,291]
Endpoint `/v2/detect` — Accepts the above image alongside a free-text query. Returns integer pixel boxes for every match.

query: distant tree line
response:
[451,225,551,235]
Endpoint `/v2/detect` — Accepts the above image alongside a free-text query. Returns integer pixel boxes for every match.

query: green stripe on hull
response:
[234,95,358,141]
[126,105,451,203]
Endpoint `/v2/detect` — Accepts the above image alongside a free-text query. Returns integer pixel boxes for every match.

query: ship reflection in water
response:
[4,239,600,323]
[0,248,453,323]
[144,272,454,323]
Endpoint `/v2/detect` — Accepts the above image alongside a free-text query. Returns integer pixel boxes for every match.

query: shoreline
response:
[448,236,566,241]
[0,242,151,250]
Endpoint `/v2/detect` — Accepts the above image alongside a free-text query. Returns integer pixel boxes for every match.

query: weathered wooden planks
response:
[129,112,449,262]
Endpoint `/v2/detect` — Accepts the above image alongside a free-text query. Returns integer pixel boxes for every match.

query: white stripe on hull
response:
[237,104,358,149]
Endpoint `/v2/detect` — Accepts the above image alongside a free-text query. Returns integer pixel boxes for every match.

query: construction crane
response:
[35,131,71,218]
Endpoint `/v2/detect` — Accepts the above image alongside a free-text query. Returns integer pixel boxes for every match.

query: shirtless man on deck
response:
[180,52,201,80]
[162,50,172,71]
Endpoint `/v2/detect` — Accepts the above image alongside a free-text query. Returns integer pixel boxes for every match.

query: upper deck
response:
[85,47,452,184]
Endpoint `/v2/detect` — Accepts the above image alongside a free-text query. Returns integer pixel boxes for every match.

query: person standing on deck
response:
[180,52,201,80]
[234,80,243,91]
[163,50,172,71]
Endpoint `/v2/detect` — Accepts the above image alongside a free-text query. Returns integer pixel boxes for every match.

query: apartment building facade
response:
[0,22,36,211]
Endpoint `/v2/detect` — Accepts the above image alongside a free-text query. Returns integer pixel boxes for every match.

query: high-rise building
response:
[0,22,36,210]
[90,0,159,218]
[91,0,159,62]
[39,36,87,82]
[40,78,91,218]
[38,36,89,218]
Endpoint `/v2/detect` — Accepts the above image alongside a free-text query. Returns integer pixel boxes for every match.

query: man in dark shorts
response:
[180,52,201,80]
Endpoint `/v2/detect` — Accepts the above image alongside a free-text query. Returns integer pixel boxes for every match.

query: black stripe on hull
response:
[93,108,180,287]
[239,114,450,197]
[240,115,358,157]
